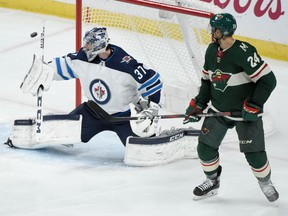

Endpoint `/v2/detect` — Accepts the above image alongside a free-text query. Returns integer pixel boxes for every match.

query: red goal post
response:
[75,0,82,107]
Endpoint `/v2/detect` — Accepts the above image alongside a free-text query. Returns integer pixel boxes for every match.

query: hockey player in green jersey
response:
[183,13,279,202]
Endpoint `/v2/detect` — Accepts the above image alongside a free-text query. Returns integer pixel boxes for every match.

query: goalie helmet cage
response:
[75,0,276,142]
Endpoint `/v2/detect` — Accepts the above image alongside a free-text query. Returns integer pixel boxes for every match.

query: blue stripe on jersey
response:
[56,58,69,80]
[141,82,163,98]
[64,57,76,78]
[138,73,160,91]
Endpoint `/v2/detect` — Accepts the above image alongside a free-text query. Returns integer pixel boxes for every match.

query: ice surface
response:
[0,8,287,216]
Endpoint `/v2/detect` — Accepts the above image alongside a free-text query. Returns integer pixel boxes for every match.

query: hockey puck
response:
[30,32,38,38]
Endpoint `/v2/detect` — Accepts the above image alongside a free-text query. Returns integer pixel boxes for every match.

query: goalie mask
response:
[83,27,110,61]
[209,13,237,37]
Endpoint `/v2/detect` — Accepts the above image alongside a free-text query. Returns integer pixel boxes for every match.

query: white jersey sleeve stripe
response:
[249,63,271,82]
[202,69,210,80]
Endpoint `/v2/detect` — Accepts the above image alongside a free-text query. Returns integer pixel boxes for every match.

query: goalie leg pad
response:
[124,128,201,166]
[9,114,82,149]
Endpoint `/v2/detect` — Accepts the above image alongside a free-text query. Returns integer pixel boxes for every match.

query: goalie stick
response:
[19,20,46,142]
[34,20,46,142]
[86,100,242,123]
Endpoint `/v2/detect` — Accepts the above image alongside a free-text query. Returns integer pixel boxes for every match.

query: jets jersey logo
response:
[89,79,111,104]
[211,69,232,92]
[121,55,133,64]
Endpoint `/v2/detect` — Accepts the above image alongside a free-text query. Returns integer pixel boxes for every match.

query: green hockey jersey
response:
[196,40,276,113]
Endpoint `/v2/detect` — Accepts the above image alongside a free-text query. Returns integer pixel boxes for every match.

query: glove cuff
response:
[189,98,206,110]
[243,100,262,114]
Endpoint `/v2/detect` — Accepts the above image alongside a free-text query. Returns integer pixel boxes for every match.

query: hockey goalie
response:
[5,27,199,166]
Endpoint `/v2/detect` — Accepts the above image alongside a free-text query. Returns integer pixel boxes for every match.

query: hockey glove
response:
[129,100,160,137]
[242,99,262,121]
[135,99,160,118]
[183,98,205,124]
[20,54,54,96]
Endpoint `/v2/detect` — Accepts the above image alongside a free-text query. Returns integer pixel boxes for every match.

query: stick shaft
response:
[108,112,241,122]
[86,100,241,123]
[35,20,45,142]
[40,20,45,61]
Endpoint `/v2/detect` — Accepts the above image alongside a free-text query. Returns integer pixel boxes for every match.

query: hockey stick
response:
[35,20,46,142]
[86,100,242,123]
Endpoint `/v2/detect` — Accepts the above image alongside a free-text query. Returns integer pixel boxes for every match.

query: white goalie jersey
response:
[50,44,162,115]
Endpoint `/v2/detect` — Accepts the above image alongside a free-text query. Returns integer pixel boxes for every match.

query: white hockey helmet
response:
[83,27,110,61]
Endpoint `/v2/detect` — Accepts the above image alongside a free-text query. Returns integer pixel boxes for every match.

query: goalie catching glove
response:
[20,54,54,96]
[129,99,160,138]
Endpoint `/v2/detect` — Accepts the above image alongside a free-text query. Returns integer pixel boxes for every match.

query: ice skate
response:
[258,180,279,202]
[193,166,222,200]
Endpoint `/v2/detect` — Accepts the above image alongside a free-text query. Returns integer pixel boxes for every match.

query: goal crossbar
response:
[116,0,214,18]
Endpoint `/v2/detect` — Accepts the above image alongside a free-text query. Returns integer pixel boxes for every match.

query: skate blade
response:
[193,189,218,201]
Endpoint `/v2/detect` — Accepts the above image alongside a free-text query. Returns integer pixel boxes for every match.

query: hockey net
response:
[77,0,276,141]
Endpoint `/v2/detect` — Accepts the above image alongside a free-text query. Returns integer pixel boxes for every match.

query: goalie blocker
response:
[6,114,82,149]
[124,128,201,166]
